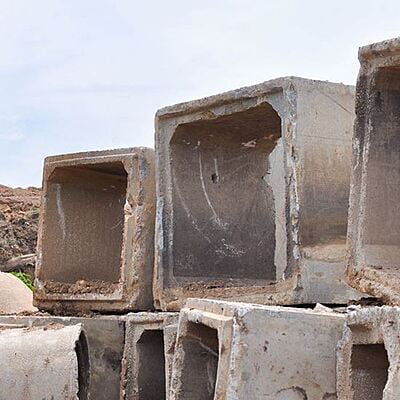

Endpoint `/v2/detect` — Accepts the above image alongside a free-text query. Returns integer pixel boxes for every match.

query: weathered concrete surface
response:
[347,37,400,304]
[0,272,37,314]
[0,324,89,400]
[0,314,126,400]
[164,323,179,397]
[34,147,156,313]
[120,312,178,400]
[337,306,400,400]
[170,298,345,399]
[154,76,362,310]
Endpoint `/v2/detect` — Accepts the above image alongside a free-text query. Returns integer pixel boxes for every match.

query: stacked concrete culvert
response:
[3,36,400,400]
[347,37,400,305]
[154,77,362,311]
[169,299,345,399]
[34,147,156,313]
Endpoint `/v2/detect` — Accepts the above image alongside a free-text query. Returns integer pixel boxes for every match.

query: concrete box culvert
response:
[0,324,89,400]
[0,314,126,400]
[154,76,362,311]
[34,147,156,313]
[346,37,400,304]
[120,312,178,400]
[169,298,345,400]
[336,306,400,400]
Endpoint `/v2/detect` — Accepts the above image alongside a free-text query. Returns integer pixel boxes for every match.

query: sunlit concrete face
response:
[155,77,360,311]
[347,38,400,304]
[0,324,89,400]
[0,315,124,400]
[35,148,156,313]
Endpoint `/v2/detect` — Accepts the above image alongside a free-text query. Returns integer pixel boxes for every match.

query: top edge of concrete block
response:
[346,305,400,325]
[44,146,154,164]
[359,36,400,61]
[156,76,354,119]
[125,311,178,323]
[0,314,128,322]
[184,298,345,319]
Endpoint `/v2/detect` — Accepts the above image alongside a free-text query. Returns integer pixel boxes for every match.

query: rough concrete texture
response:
[0,272,37,314]
[164,323,179,397]
[170,298,345,399]
[34,147,156,313]
[346,37,400,304]
[0,314,126,400]
[337,306,400,400]
[154,76,362,310]
[0,324,89,400]
[120,312,178,400]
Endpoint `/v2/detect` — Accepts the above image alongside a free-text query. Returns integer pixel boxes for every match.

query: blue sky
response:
[1,1,400,187]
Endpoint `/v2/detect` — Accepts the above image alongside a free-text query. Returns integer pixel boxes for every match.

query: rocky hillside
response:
[0,185,41,265]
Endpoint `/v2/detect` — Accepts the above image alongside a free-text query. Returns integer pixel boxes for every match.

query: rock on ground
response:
[0,272,37,314]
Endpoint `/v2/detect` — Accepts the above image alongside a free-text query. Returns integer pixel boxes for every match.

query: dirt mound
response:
[0,185,41,265]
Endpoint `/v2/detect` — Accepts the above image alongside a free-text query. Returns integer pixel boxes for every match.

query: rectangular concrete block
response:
[347,37,400,304]
[120,312,178,400]
[170,298,345,399]
[34,147,156,313]
[337,306,400,400]
[0,314,126,400]
[154,77,361,310]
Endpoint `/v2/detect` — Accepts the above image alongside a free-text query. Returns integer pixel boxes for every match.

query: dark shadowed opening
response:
[41,162,127,283]
[361,67,400,269]
[351,343,389,400]
[178,322,219,400]
[137,330,166,399]
[170,102,283,282]
[76,331,90,400]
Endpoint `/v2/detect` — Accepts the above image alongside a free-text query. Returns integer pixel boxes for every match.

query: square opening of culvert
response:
[136,329,166,400]
[40,161,127,285]
[178,322,220,400]
[351,343,389,400]
[360,67,400,270]
[170,102,284,284]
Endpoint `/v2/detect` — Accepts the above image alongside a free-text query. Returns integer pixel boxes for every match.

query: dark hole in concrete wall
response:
[178,322,219,400]
[170,103,283,281]
[351,343,389,400]
[137,330,166,400]
[76,331,90,400]
[41,162,127,283]
[362,67,400,268]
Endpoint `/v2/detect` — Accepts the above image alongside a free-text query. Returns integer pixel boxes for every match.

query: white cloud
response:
[1,0,400,186]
